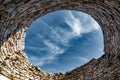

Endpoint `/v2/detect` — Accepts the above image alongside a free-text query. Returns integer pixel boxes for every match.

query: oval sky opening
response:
[24,10,104,73]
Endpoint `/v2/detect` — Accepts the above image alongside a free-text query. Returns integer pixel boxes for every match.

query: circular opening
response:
[24,10,104,73]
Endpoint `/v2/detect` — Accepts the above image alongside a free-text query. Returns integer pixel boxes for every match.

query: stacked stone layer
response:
[0,0,120,80]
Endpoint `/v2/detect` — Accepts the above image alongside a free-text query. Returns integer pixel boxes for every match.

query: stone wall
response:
[0,0,120,80]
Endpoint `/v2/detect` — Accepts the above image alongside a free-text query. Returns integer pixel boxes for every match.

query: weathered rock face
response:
[0,0,120,80]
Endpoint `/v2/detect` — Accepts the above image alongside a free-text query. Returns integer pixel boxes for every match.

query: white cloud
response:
[26,46,46,51]
[28,34,65,66]
[44,40,65,55]
[64,11,100,36]
[39,20,73,46]
[76,56,89,63]
[91,19,100,30]
[65,11,82,36]
[66,18,82,36]
[27,10,101,67]
[29,55,57,66]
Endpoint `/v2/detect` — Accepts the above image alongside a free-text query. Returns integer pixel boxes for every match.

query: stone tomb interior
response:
[0,0,120,80]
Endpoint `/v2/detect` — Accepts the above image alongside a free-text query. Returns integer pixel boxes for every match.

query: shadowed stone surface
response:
[0,0,120,80]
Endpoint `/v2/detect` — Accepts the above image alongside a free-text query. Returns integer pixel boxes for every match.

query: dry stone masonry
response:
[0,0,120,80]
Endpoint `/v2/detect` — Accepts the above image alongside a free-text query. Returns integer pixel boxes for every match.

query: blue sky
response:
[24,10,104,73]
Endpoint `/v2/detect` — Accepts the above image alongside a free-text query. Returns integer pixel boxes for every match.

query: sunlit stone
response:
[0,74,9,80]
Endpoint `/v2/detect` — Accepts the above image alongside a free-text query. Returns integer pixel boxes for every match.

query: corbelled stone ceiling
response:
[0,0,120,80]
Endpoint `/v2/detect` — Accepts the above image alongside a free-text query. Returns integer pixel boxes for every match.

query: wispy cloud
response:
[65,11,82,36]
[38,20,73,46]
[28,33,65,66]
[29,56,56,67]
[76,56,89,63]
[44,40,65,55]
[27,10,101,67]
[26,46,46,51]
[64,11,100,36]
